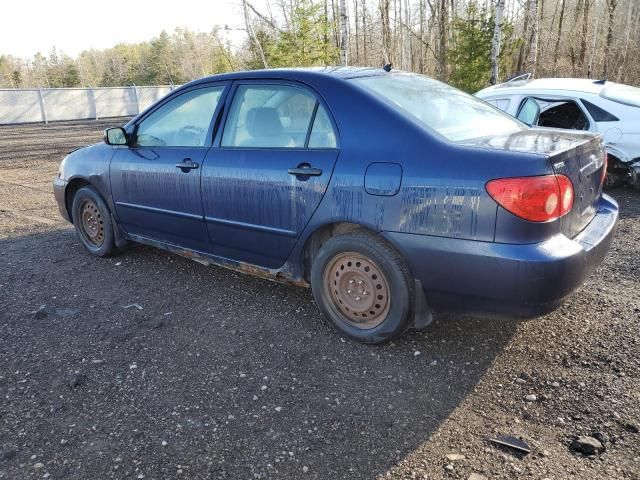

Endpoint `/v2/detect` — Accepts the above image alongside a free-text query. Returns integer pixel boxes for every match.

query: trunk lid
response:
[460,128,606,239]
[548,134,606,238]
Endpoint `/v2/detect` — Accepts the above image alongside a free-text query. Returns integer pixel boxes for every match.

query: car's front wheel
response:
[310,230,414,344]
[71,186,117,257]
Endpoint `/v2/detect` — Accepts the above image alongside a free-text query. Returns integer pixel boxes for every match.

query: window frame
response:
[215,79,340,151]
[517,96,592,131]
[580,98,620,122]
[129,82,231,149]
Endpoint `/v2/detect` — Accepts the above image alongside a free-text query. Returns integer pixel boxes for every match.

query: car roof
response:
[185,67,391,87]
[477,77,612,96]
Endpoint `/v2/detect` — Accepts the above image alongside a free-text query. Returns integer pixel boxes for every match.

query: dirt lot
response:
[0,120,638,480]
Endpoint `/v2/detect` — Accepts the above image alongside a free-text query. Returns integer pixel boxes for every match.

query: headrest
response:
[246,107,283,137]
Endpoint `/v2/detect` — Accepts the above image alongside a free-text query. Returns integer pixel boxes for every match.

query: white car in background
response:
[477,76,640,188]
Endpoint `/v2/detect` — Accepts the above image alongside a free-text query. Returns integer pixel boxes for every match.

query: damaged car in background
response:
[477,76,640,189]
[54,68,617,344]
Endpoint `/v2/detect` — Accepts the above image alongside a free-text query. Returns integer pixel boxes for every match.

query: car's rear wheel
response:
[310,230,413,343]
[71,186,117,257]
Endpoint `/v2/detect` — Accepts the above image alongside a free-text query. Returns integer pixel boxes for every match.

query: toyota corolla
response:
[53,68,618,343]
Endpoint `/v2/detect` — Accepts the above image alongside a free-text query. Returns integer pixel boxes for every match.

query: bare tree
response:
[603,0,618,77]
[490,0,506,84]
[380,0,393,64]
[243,0,268,68]
[339,0,349,65]
[525,0,539,77]
[436,0,448,80]
[552,0,565,69]
[580,0,592,69]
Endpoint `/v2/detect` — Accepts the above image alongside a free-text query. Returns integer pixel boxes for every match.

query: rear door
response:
[110,83,228,252]
[200,81,339,268]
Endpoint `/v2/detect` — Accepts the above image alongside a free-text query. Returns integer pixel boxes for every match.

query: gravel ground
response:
[0,121,638,480]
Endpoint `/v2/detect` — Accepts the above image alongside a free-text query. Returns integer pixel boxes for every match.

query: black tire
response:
[310,230,414,344]
[71,186,117,257]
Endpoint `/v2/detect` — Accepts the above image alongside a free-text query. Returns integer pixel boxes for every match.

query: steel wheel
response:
[80,199,105,246]
[323,252,391,329]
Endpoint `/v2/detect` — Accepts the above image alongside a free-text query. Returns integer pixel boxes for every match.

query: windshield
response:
[601,84,640,108]
[351,73,524,142]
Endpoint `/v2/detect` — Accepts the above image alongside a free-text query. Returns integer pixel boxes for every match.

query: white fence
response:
[0,86,176,125]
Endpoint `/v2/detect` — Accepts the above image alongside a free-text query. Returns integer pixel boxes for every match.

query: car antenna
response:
[593,79,606,85]
[383,63,393,72]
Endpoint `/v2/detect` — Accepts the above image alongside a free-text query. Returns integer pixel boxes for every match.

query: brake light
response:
[486,175,574,222]
[601,151,608,184]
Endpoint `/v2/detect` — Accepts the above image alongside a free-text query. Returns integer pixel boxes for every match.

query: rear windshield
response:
[600,84,640,108]
[351,73,524,141]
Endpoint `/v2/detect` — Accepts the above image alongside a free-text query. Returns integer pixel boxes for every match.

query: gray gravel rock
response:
[571,436,604,455]
[33,305,48,319]
[1,449,17,461]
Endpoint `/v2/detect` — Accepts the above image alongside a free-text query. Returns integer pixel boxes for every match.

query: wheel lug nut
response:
[355,296,361,301]
[349,279,354,284]
[362,291,367,296]
[358,280,363,285]
[347,289,352,294]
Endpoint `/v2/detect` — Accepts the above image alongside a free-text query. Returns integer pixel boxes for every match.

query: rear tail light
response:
[486,174,574,222]
[601,151,608,184]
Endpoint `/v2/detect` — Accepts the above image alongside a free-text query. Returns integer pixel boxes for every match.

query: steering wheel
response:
[178,125,206,146]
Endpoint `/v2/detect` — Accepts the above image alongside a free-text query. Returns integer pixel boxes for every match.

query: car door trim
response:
[204,215,298,237]
[115,201,204,221]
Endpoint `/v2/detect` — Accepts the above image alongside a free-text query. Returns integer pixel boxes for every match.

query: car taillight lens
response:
[601,151,608,184]
[486,175,574,222]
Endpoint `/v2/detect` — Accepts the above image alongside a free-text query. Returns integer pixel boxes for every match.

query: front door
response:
[201,82,340,268]
[110,84,227,252]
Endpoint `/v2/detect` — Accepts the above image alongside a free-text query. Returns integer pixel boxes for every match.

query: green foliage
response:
[448,1,517,93]
[246,0,337,68]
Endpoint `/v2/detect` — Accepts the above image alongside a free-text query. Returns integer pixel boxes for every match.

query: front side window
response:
[516,98,541,126]
[135,86,225,147]
[351,73,524,142]
[538,101,590,130]
[222,84,330,148]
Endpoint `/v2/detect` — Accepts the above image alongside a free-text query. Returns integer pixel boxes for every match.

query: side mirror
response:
[516,98,540,127]
[104,127,128,146]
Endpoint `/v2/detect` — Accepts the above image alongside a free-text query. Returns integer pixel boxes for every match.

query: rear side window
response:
[581,99,619,122]
[135,86,224,147]
[308,105,337,148]
[351,73,524,142]
[222,84,336,148]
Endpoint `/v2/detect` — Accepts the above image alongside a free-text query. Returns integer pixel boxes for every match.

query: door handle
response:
[176,158,199,172]
[288,165,322,177]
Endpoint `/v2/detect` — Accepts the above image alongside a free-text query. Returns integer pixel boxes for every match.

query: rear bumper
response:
[384,194,618,319]
[53,177,71,222]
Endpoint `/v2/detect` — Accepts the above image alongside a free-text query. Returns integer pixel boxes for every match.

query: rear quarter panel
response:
[289,77,553,268]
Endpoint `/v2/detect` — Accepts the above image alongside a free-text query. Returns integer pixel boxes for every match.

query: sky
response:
[0,0,267,59]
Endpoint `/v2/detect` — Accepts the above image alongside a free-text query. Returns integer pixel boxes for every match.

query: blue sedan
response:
[53,68,617,343]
